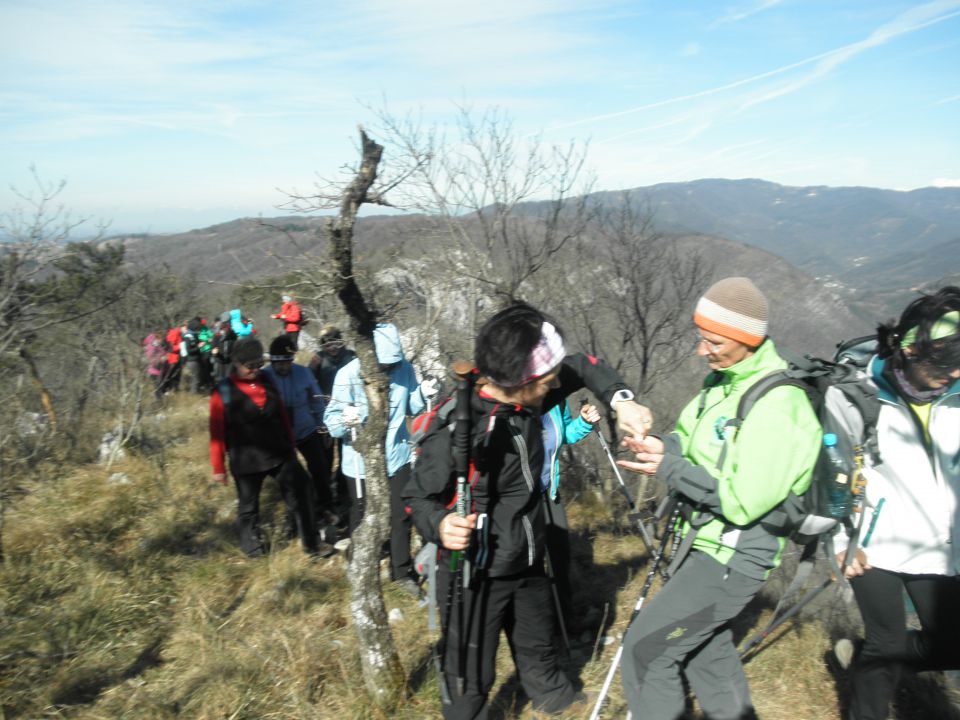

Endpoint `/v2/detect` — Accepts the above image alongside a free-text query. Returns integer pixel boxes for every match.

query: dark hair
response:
[877,286,960,369]
[475,301,563,386]
[232,337,264,365]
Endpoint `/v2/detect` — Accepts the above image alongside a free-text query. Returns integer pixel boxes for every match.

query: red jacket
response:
[208,373,295,475]
[165,327,182,365]
[272,301,303,333]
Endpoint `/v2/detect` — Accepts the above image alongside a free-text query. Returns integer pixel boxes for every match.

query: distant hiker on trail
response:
[323,323,438,595]
[181,317,210,394]
[832,287,960,720]
[211,313,237,383]
[262,334,339,552]
[208,337,319,559]
[157,324,183,396]
[617,277,821,720]
[542,399,600,631]
[271,293,305,349]
[403,301,652,719]
[309,325,357,516]
[142,330,166,389]
[229,308,255,338]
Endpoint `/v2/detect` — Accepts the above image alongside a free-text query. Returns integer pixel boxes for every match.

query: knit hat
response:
[693,277,768,347]
[268,335,296,361]
[233,338,265,365]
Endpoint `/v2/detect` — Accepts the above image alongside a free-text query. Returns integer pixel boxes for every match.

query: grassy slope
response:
[2,394,958,719]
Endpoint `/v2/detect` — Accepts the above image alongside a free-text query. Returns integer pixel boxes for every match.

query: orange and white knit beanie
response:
[693,277,768,347]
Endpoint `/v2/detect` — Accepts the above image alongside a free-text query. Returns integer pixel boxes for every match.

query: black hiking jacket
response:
[404,353,629,578]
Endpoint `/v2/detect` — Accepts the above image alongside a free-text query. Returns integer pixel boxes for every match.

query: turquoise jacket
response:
[658,339,822,580]
[541,402,593,500]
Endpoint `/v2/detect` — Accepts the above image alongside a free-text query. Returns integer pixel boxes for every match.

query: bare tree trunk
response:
[19,347,57,433]
[327,127,404,707]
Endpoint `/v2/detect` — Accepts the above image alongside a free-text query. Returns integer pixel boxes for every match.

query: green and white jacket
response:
[658,339,822,580]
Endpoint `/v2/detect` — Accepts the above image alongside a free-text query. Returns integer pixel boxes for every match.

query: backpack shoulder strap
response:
[714,370,811,473]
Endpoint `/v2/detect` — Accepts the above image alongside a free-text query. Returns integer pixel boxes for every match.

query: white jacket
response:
[836,355,960,575]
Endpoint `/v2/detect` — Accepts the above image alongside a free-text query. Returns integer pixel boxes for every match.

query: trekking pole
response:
[582,397,656,556]
[449,369,473,697]
[350,424,363,501]
[590,497,681,720]
[543,531,572,654]
[739,575,832,660]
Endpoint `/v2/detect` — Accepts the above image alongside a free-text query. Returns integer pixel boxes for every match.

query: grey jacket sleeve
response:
[657,432,723,512]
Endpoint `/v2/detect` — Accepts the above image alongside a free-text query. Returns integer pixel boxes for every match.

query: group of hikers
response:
[190,282,960,720]
[142,295,309,398]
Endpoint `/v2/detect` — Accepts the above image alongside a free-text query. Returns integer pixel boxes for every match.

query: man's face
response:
[321,339,344,358]
[694,328,754,370]
[271,359,293,377]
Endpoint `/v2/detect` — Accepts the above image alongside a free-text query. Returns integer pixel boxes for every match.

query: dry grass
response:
[2,392,958,719]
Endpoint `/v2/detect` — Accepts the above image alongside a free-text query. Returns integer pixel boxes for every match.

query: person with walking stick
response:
[614,277,821,720]
[404,301,652,719]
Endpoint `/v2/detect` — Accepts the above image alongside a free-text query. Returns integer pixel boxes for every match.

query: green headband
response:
[901,310,960,348]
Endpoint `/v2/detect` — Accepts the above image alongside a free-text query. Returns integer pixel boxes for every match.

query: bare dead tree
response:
[371,105,597,316]
[284,127,406,706]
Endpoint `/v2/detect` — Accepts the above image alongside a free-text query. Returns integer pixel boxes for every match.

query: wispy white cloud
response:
[712,0,784,27]
[933,93,960,105]
[556,0,960,137]
[681,42,701,57]
[738,1,960,111]
[932,178,960,187]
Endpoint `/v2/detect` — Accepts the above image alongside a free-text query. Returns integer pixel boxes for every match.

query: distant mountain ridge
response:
[606,178,960,289]
[115,178,960,325]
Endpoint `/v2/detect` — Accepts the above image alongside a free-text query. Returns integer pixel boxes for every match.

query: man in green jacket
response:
[617,277,821,720]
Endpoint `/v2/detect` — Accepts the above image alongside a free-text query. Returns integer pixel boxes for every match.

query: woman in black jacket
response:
[404,302,650,719]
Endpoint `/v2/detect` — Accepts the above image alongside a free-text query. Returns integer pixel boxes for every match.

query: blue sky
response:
[2,0,959,234]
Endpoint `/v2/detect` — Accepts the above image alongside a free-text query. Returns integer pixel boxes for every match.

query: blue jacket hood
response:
[374,323,404,364]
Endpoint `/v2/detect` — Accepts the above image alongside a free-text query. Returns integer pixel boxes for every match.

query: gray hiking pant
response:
[621,551,763,720]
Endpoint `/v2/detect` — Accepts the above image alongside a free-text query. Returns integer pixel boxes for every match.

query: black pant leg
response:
[438,567,509,720]
[904,574,960,672]
[297,433,333,511]
[849,568,910,720]
[233,470,268,555]
[389,464,413,580]
[345,474,366,536]
[505,569,578,714]
[274,457,317,553]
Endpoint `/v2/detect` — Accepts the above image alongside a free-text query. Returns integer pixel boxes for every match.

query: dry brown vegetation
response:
[3,392,959,719]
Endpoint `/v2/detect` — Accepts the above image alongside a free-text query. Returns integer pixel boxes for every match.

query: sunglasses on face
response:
[242,360,265,370]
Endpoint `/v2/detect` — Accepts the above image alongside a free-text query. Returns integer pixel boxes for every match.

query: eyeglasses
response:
[242,360,265,370]
[693,333,723,353]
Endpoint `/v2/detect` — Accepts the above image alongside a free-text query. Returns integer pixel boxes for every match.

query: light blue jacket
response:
[229,309,254,338]
[541,401,593,500]
[262,363,325,443]
[323,324,429,477]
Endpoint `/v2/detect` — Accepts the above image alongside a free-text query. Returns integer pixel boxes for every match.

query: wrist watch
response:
[610,389,635,409]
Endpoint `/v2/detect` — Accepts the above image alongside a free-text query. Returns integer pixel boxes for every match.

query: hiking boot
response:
[393,577,421,598]
[334,538,351,553]
[309,542,336,560]
[834,638,855,670]
[527,690,596,718]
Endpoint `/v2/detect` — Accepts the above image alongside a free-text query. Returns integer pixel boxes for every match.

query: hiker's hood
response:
[374,323,403,365]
